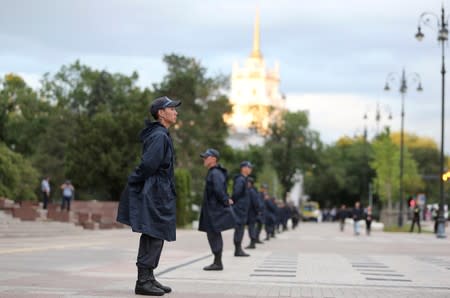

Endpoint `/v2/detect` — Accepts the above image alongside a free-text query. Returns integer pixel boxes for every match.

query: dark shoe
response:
[245,241,256,249]
[255,239,264,244]
[203,263,223,270]
[234,247,250,257]
[135,280,165,296]
[153,279,171,293]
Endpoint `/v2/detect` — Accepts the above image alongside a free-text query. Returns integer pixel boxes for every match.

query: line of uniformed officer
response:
[198,148,299,270]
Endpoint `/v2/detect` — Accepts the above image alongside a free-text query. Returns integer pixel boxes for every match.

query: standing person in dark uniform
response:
[289,201,300,229]
[281,201,291,231]
[117,96,181,296]
[232,161,253,257]
[255,184,267,243]
[245,177,260,249]
[275,199,283,234]
[264,194,277,240]
[410,198,421,233]
[198,148,235,271]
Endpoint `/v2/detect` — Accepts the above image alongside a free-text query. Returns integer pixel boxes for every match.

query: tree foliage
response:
[370,132,423,210]
[265,111,320,200]
[0,143,39,200]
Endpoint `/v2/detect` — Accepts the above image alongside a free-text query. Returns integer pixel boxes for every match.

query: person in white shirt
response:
[60,180,75,211]
[41,176,51,209]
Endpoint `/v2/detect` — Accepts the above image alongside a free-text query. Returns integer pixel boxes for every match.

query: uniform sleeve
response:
[251,190,260,210]
[211,169,229,205]
[232,177,246,199]
[128,133,167,184]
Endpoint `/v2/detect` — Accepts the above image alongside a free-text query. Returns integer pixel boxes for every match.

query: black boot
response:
[255,235,264,244]
[135,268,165,296]
[203,252,223,271]
[245,240,256,249]
[149,269,172,293]
[265,234,270,241]
[234,242,250,257]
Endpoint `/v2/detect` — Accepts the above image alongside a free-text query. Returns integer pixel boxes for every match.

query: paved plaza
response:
[1,222,450,297]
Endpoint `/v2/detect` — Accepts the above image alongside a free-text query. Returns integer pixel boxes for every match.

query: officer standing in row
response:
[232,161,253,257]
[198,148,236,271]
[264,194,278,240]
[117,96,180,296]
[255,184,267,243]
[245,177,261,249]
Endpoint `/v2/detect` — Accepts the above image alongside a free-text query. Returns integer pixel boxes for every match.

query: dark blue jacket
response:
[264,198,278,225]
[247,187,260,224]
[117,121,177,241]
[232,174,249,225]
[256,192,266,223]
[199,165,236,233]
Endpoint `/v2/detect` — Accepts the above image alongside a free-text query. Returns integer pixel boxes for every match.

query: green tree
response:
[370,133,423,212]
[41,61,151,200]
[266,111,320,200]
[0,143,39,201]
[175,168,192,227]
[304,136,374,208]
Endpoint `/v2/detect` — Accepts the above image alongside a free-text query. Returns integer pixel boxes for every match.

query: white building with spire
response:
[225,11,286,149]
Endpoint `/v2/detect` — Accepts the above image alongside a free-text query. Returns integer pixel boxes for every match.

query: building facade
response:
[225,11,285,148]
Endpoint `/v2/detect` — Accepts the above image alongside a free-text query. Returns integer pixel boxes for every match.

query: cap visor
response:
[166,100,181,108]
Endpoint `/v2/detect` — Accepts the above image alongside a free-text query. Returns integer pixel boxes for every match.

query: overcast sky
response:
[0,0,449,150]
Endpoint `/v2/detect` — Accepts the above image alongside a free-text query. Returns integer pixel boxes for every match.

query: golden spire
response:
[250,9,263,59]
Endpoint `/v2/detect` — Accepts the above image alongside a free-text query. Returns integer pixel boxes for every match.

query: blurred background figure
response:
[365,206,373,236]
[40,176,51,209]
[337,204,348,232]
[409,198,421,233]
[60,180,74,211]
[352,201,363,236]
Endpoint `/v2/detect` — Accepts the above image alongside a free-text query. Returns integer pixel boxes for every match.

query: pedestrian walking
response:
[245,177,260,249]
[232,161,253,257]
[41,176,51,209]
[410,198,421,233]
[198,148,235,271]
[117,96,181,296]
[60,180,74,211]
[352,201,363,236]
[365,206,373,236]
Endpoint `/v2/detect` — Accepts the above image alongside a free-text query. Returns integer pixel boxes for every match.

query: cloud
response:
[285,92,449,151]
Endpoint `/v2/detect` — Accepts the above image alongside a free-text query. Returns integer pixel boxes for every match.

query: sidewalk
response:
[0,222,449,297]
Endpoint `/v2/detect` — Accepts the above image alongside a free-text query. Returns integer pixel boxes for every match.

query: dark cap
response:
[200,148,220,159]
[150,96,181,119]
[261,183,268,189]
[240,161,253,168]
[247,177,255,184]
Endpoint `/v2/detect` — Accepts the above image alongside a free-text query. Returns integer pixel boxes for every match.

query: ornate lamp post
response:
[416,5,448,238]
[384,70,423,227]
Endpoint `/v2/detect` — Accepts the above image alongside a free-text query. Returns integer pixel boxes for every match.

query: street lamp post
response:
[416,5,448,238]
[384,70,422,227]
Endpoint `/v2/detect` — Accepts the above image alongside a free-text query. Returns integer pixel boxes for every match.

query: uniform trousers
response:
[206,231,223,254]
[136,234,164,269]
[255,220,263,239]
[247,221,257,240]
[234,224,245,244]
